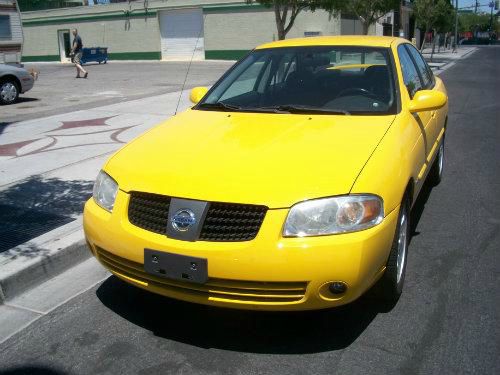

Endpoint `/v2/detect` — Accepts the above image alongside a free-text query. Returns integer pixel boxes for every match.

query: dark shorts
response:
[73,51,82,65]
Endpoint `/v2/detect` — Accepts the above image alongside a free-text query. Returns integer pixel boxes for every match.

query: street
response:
[1,61,233,124]
[0,46,499,375]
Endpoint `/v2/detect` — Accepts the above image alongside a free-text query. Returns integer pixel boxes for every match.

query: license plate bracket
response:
[144,249,208,284]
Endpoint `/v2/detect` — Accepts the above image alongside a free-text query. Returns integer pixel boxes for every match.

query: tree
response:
[459,12,499,33]
[413,0,454,49]
[246,1,310,40]
[316,0,399,35]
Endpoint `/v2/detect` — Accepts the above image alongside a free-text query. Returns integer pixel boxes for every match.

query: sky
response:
[458,0,497,13]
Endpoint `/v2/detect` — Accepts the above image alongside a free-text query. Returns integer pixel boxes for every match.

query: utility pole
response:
[454,0,459,51]
[489,1,494,31]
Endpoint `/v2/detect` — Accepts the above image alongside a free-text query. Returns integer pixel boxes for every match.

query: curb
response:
[425,47,477,76]
[0,218,90,303]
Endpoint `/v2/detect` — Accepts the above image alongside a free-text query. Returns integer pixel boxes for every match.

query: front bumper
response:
[84,190,399,311]
[20,76,34,93]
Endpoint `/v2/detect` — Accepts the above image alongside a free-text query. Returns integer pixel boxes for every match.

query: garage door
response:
[159,8,204,61]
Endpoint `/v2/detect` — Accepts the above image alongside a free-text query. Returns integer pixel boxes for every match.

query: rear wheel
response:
[0,79,19,105]
[378,194,410,302]
[428,138,445,186]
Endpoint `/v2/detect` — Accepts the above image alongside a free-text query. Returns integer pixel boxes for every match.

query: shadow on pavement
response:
[0,176,93,253]
[97,276,396,354]
[0,122,13,136]
[0,366,69,375]
[409,179,435,240]
[13,97,40,104]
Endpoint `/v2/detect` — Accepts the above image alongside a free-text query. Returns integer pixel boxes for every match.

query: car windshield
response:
[197,46,397,115]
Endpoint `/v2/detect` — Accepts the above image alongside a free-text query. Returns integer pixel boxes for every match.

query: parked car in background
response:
[0,63,35,104]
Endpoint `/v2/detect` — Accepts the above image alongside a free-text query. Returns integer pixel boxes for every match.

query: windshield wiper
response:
[197,102,292,114]
[262,105,350,115]
[197,102,242,112]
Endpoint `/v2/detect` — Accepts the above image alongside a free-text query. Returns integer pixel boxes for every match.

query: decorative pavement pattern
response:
[0,90,191,253]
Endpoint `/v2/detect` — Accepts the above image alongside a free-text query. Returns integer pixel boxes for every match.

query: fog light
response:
[328,281,347,295]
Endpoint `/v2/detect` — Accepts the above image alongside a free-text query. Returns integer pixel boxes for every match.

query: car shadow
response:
[409,179,435,240]
[14,97,40,104]
[96,276,396,354]
[0,366,68,375]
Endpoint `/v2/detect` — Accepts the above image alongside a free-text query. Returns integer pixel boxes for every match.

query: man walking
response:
[71,29,88,79]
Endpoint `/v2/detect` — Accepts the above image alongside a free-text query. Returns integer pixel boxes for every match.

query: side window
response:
[397,45,422,98]
[405,44,434,89]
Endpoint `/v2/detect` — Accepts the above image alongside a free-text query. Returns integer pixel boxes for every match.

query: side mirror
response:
[189,86,208,104]
[409,90,447,113]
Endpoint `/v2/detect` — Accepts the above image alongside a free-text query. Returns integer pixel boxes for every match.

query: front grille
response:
[128,192,267,242]
[199,202,267,241]
[128,192,171,235]
[96,247,307,304]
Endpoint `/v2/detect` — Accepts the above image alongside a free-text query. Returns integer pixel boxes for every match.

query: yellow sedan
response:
[84,36,448,310]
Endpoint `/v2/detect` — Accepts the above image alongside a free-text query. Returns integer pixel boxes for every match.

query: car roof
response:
[255,35,407,50]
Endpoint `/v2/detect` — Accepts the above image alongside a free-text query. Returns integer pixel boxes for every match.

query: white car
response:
[0,64,35,105]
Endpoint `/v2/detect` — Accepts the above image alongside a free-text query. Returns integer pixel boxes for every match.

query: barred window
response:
[0,15,11,40]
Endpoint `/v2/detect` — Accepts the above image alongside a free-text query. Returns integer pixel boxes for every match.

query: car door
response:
[405,44,444,158]
[397,44,434,171]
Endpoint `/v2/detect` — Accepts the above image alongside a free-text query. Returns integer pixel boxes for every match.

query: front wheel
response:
[0,79,19,105]
[378,195,410,302]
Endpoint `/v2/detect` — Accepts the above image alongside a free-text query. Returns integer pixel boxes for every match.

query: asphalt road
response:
[0,47,499,375]
[1,61,233,124]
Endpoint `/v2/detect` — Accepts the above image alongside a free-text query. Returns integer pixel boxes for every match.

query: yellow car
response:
[84,36,448,311]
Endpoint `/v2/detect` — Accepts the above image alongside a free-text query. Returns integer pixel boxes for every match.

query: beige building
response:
[0,0,23,64]
[20,0,382,62]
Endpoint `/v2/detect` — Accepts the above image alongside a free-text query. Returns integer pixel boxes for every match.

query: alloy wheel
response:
[0,82,18,103]
[396,208,408,284]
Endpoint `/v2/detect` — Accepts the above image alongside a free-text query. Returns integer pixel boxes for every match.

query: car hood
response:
[106,109,395,208]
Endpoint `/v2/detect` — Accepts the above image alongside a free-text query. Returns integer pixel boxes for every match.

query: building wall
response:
[0,0,23,63]
[22,13,161,61]
[0,0,23,44]
[20,1,370,62]
[204,8,340,59]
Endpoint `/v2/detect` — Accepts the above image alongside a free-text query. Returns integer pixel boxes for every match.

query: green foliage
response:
[18,0,83,12]
[315,0,399,34]
[459,12,499,33]
[413,0,455,33]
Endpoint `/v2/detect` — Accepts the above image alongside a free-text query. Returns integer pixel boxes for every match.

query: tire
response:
[428,137,445,186]
[0,79,19,105]
[378,194,410,302]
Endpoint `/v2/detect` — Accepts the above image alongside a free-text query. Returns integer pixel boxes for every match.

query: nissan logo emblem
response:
[171,209,196,232]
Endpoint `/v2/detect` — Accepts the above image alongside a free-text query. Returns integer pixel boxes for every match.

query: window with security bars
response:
[0,15,11,40]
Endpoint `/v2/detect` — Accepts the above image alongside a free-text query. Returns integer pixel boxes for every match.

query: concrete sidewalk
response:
[422,46,477,74]
[0,88,193,302]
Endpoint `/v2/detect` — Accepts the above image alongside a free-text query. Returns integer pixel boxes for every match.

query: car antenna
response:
[174,14,206,115]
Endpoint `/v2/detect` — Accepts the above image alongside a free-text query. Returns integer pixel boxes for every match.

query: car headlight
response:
[93,170,118,212]
[283,195,384,237]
